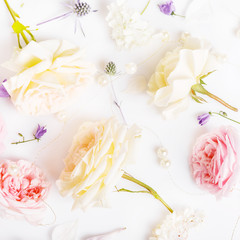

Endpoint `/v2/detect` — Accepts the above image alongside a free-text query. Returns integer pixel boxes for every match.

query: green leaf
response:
[200,79,206,85]
[190,93,207,104]
[191,83,208,95]
[199,70,216,80]
[191,95,203,103]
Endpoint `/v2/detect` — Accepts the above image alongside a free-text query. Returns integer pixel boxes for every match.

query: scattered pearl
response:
[57,111,67,122]
[236,29,240,38]
[125,62,137,75]
[97,74,109,86]
[160,31,170,42]
[215,53,227,63]
[179,32,191,43]
[157,147,168,158]
[160,158,171,168]
[157,147,171,168]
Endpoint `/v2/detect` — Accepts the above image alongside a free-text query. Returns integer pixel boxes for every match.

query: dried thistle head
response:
[105,62,117,76]
[74,1,91,17]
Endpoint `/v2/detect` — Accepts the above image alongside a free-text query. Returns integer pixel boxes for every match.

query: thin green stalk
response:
[116,187,149,194]
[207,92,238,112]
[172,12,185,18]
[12,138,38,145]
[122,172,173,213]
[3,0,29,46]
[192,83,238,112]
[210,112,240,125]
[141,0,151,15]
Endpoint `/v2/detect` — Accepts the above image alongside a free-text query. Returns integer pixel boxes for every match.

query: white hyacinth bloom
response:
[150,209,204,240]
[106,0,155,49]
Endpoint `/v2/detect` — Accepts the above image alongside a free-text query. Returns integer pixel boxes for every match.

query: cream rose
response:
[3,40,95,115]
[148,37,217,119]
[56,118,140,209]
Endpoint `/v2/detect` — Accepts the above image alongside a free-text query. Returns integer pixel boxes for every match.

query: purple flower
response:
[34,125,47,139]
[197,113,211,126]
[0,80,10,98]
[158,1,175,15]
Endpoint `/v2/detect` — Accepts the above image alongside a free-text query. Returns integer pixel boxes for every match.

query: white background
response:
[1,0,240,239]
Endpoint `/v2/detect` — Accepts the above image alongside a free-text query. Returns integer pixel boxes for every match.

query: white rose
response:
[56,118,140,210]
[148,37,217,119]
[3,40,95,115]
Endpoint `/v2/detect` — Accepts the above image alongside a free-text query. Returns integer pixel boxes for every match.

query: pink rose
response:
[0,117,6,153]
[190,126,240,196]
[0,159,49,222]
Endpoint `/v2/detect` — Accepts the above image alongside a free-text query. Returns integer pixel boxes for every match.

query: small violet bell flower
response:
[158,0,176,15]
[197,113,211,126]
[0,80,10,98]
[34,125,47,140]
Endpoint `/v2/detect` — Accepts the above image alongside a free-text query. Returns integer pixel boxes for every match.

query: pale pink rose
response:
[190,126,240,196]
[0,117,6,153]
[0,159,49,222]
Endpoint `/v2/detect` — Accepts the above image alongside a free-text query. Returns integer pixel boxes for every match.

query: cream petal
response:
[52,220,79,240]
[162,97,190,120]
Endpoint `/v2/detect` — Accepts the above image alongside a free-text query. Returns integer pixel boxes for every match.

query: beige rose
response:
[3,40,95,115]
[148,37,217,119]
[56,118,140,209]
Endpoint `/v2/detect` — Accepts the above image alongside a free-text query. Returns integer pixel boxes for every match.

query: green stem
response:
[116,188,149,194]
[3,0,29,46]
[11,138,38,145]
[206,91,238,112]
[141,0,151,15]
[192,84,238,112]
[172,12,185,18]
[122,172,173,213]
[210,112,240,125]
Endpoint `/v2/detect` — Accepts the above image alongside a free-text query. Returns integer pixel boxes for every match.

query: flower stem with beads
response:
[209,111,240,125]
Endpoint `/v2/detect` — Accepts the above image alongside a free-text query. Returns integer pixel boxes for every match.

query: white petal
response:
[52,220,79,240]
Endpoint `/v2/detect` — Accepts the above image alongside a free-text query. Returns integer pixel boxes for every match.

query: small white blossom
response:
[106,0,155,49]
[150,209,204,240]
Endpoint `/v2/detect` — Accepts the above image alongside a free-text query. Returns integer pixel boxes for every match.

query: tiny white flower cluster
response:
[106,0,155,49]
[149,209,204,240]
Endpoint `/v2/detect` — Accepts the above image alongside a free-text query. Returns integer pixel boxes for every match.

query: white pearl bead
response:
[164,160,171,168]
[179,32,191,43]
[160,31,170,42]
[57,111,67,121]
[216,54,227,63]
[157,147,168,158]
[160,158,171,168]
[97,74,109,86]
[125,62,137,75]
